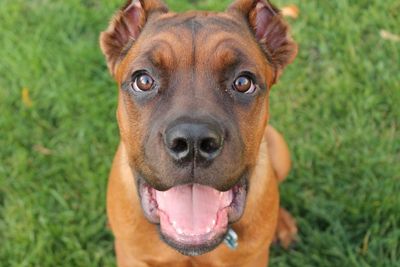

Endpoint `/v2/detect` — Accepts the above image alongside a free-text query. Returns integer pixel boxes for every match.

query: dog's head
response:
[100,0,297,256]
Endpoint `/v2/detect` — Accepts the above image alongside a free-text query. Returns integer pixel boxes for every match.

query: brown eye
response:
[132,73,154,92]
[233,76,256,94]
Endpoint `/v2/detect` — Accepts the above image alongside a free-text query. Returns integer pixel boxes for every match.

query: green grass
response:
[0,0,399,266]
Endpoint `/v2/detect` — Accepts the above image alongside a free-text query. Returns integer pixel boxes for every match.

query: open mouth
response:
[138,175,247,256]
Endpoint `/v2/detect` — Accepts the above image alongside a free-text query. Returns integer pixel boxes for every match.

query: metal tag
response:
[224,227,238,250]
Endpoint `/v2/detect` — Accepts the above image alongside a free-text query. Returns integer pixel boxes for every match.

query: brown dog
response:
[100,0,298,266]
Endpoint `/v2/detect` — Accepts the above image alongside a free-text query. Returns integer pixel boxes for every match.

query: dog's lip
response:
[137,173,248,224]
[136,173,247,253]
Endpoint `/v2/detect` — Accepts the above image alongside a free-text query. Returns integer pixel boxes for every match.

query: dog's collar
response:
[224,227,238,250]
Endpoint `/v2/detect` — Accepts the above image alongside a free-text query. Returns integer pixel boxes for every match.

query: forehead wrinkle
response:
[123,32,189,77]
[145,40,177,70]
[154,28,194,67]
[120,40,176,78]
[211,46,242,75]
[198,33,250,67]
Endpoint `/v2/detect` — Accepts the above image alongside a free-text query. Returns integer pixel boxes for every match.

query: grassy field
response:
[0,0,399,266]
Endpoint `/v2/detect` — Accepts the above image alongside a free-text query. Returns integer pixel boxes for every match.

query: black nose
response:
[164,121,224,163]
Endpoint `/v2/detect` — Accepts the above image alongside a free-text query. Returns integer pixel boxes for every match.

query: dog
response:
[100,0,298,266]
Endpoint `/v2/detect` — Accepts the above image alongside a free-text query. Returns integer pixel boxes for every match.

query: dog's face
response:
[101,0,296,256]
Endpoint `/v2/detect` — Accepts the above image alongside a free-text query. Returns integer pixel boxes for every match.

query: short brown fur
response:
[100,0,298,266]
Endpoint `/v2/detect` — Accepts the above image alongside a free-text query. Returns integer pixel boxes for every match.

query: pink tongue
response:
[156,184,233,236]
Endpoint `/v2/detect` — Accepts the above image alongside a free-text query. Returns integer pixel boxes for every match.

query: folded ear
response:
[100,0,168,75]
[228,0,297,83]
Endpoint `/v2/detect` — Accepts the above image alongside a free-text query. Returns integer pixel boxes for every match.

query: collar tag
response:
[224,227,238,250]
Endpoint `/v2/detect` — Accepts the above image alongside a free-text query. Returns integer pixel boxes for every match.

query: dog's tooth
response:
[172,221,176,227]
[177,228,183,235]
[212,219,216,226]
[206,227,212,233]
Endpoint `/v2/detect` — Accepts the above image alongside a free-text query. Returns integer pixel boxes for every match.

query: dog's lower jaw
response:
[159,226,228,256]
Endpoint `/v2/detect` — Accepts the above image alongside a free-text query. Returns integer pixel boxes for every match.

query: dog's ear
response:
[100,0,168,75]
[228,0,297,83]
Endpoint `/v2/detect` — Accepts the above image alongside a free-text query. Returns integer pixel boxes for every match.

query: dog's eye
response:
[131,73,154,92]
[233,76,256,94]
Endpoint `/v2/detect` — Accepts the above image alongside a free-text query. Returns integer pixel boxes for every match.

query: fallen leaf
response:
[22,87,33,107]
[281,4,300,19]
[380,30,400,42]
[33,144,52,155]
